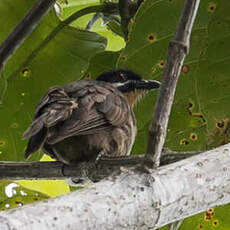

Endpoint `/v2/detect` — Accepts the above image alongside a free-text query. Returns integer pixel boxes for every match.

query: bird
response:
[22,69,160,165]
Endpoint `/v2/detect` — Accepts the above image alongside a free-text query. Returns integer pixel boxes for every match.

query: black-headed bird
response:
[22,69,160,165]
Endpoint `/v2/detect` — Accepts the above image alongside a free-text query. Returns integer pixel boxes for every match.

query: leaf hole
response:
[207,208,214,215]
[158,60,165,68]
[0,140,6,147]
[204,212,212,221]
[120,55,127,61]
[188,100,194,110]
[147,33,157,43]
[180,138,189,145]
[212,219,219,226]
[216,120,226,129]
[182,64,190,74]
[208,4,216,12]
[190,133,197,141]
[21,67,31,78]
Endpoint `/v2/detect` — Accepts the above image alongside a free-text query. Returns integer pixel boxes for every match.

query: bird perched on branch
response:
[22,69,160,165]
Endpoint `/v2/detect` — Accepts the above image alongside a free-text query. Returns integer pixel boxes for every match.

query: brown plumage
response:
[23,69,160,165]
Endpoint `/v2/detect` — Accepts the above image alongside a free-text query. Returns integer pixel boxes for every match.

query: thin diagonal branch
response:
[145,0,201,168]
[0,0,56,75]
[119,0,131,39]
[118,0,141,40]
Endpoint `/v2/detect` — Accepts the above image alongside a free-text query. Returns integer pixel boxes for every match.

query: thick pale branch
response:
[0,144,230,230]
[145,0,200,168]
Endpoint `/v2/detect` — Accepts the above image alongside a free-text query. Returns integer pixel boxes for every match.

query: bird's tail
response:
[24,127,48,159]
[22,114,49,159]
[22,87,78,159]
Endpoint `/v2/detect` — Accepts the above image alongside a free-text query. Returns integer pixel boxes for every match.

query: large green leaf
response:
[117,0,230,154]
[0,0,107,161]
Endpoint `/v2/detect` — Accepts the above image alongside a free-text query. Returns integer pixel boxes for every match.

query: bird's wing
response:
[23,81,130,151]
[47,81,130,144]
[22,86,78,139]
[23,86,81,158]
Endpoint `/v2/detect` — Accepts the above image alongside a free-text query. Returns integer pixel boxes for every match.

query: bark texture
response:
[0,144,230,230]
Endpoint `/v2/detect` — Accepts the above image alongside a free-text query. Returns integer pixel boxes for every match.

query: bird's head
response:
[96,69,161,107]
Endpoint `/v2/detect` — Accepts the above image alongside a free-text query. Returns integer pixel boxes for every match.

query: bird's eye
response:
[116,73,126,81]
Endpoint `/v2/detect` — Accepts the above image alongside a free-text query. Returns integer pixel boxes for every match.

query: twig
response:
[119,0,130,40]
[0,151,197,181]
[85,13,104,31]
[145,0,201,168]
[85,2,119,30]
[0,0,56,75]
[118,0,140,40]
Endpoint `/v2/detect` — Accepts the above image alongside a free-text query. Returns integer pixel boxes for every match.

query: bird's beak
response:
[122,79,161,108]
[134,79,161,91]
[116,79,161,93]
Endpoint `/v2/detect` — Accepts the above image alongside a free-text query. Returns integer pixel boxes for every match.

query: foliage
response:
[0,0,107,162]
[0,0,229,227]
[0,180,48,211]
